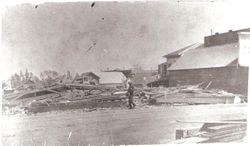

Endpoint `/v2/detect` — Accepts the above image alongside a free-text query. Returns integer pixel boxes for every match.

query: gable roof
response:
[98,72,126,84]
[81,72,100,79]
[168,43,239,70]
[163,43,201,58]
[74,72,100,81]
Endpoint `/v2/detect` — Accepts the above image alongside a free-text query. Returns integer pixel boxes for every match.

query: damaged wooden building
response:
[73,72,100,85]
[158,28,250,95]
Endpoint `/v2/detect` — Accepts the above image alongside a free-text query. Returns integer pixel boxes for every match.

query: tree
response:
[10,73,21,88]
[40,72,44,81]
[39,70,60,87]
[19,70,24,81]
[25,69,29,81]
[74,72,80,79]
[29,72,33,79]
[66,70,72,80]
[2,82,7,89]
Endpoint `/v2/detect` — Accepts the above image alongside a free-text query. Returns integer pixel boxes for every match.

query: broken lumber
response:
[154,95,236,105]
[174,120,247,143]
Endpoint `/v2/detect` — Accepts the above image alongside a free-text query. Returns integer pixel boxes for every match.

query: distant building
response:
[73,72,100,85]
[131,70,159,88]
[98,72,126,89]
[163,28,250,95]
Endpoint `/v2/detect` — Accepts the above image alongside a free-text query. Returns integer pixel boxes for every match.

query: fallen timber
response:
[2,84,246,114]
[3,84,115,101]
[151,94,236,105]
[27,93,128,113]
[174,119,247,143]
[28,98,127,113]
[2,84,128,113]
[148,86,242,105]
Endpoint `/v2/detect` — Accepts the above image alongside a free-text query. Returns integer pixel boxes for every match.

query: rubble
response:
[173,120,247,143]
[147,84,245,105]
[2,83,246,114]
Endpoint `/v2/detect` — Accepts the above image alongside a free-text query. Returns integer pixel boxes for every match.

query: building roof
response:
[98,72,126,84]
[163,43,201,58]
[81,72,100,79]
[101,69,132,78]
[168,43,239,70]
[74,72,100,81]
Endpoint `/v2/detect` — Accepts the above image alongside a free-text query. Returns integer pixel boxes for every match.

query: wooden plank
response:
[206,124,243,132]
[176,120,247,124]
[173,137,209,144]
[156,96,235,104]
[65,83,113,91]
[208,130,246,142]
[207,126,246,138]
[199,132,214,138]
[176,127,201,139]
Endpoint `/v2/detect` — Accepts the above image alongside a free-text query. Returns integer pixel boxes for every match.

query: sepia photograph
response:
[1,0,250,145]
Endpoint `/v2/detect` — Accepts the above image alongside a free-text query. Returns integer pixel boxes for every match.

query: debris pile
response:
[174,120,247,143]
[2,83,246,114]
[147,84,245,105]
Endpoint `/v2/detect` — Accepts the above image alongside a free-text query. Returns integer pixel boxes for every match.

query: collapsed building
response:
[73,72,100,85]
[158,28,250,95]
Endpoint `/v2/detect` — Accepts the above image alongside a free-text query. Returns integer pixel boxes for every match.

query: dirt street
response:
[2,104,246,145]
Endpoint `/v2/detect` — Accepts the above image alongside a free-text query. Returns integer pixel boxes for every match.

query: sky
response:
[1,0,250,80]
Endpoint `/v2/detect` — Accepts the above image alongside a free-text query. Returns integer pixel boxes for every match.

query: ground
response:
[2,104,246,145]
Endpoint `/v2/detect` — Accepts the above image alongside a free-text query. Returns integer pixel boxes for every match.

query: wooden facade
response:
[169,66,248,95]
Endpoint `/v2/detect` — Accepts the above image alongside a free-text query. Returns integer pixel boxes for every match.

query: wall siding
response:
[169,66,248,95]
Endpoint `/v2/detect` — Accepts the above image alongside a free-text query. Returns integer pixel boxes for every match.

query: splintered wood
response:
[2,84,246,114]
[174,121,247,143]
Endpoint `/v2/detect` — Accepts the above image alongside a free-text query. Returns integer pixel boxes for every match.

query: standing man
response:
[127,81,136,109]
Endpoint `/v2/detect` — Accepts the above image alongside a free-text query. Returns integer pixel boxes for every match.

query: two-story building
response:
[158,43,201,86]
[160,28,249,95]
